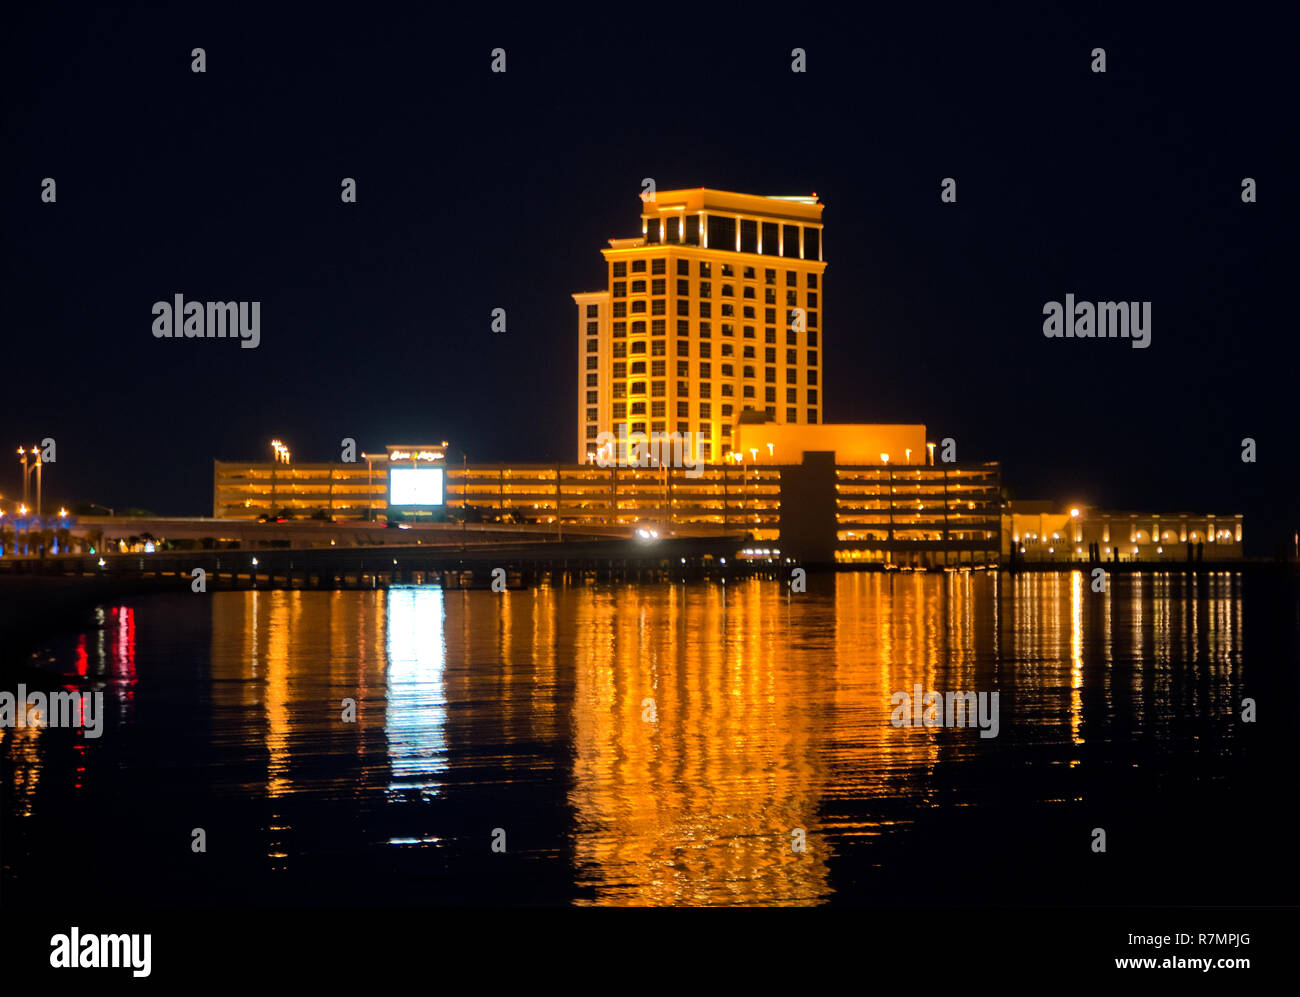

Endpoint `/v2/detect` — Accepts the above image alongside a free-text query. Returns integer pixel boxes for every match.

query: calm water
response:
[3,572,1297,906]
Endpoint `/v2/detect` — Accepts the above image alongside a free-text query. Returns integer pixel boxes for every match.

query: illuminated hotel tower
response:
[573,189,825,463]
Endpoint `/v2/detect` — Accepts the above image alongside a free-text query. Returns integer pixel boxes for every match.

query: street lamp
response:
[269,439,290,515]
[32,447,42,518]
[17,446,42,516]
[16,448,26,507]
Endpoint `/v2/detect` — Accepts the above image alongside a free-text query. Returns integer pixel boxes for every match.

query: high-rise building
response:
[573,188,826,464]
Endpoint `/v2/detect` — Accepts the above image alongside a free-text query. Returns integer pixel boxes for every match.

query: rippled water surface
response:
[4,572,1296,906]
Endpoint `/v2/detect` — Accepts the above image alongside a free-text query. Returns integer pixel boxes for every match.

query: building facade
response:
[574,188,826,465]
[212,425,1003,567]
[213,458,386,519]
[211,449,1244,567]
[1003,502,1244,562]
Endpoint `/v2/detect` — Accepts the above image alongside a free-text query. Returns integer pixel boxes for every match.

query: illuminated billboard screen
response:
[389,467,444,506]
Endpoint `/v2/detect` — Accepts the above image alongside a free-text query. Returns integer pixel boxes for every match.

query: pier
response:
[0,532,773,592]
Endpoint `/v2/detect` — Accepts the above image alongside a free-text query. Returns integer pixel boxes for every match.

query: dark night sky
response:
[2,3,1296,552]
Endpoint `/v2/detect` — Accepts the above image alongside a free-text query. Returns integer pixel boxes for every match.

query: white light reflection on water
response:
[384,588,448,804]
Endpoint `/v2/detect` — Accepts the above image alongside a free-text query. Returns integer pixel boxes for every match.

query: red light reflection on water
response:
[108,606,137,720]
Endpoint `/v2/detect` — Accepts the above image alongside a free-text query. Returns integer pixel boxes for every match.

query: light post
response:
[17,446,42,516]
[17,448,28,508]
[270,439,290,516]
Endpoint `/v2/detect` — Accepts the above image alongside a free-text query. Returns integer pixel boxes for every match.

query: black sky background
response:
[2,3,1296,553]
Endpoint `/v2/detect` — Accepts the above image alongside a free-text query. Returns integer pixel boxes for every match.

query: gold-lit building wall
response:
[574,290,612,465]
[212,456,1242,566]
[445,463,783,536]
[736,422,927,466]
[834,463,1003,566]
[574,188,826,464]
[1003,505,1244,561]
[211,453,1001,563]
[213,460,387,519]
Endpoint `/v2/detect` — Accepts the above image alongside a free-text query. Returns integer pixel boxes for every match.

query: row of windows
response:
[607,385,820,405]
[604,321,821,348]
[583,408,823,449]
[611,340,671,357]
[611,300,668,316]
[604,401,820,424]
[609,299,820,329]
[606,340,819,364]
[618,301,818,327]
[585,408,824,437]
[640,216,822,260]
[604,336,821,359]
[607,385,821,419]
[613,260,818,286]
[614,283,816,303]
[608,361,819,385]
[605,376,822,399]
[610,259,668,276]
[676,282,817,308]
[601,357,820,378]
[611,279,670,296]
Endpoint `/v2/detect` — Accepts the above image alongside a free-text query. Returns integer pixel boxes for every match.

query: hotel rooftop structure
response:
[573,189,826,466]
